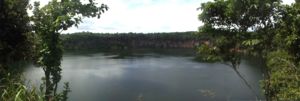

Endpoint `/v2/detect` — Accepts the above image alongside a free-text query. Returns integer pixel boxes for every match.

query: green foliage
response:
[0,0,74,100]
[198,0,300,100]
[272,3,300,62]
[1,72,71,101]
[198,0,282,64]
[31,0,108,100]
[38,81,70,101]
[196,44,221,62]
[263,50,300,100]
[59,83,71,101]
[1,73,43,101]
[242,39,261,46]
[0,0,48,100]
[0,0,32,71]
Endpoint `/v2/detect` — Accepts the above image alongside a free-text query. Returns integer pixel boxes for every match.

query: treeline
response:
[62,32,201,50]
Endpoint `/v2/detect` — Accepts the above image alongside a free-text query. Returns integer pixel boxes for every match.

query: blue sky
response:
[30,0,295,33]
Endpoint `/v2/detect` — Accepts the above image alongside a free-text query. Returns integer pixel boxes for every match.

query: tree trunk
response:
[45,68,51,101]
[53,82,58,96]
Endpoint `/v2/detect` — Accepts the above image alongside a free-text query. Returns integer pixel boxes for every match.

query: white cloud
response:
[63,0,207,33]
[282,0,295,4]
[29,0,296,33]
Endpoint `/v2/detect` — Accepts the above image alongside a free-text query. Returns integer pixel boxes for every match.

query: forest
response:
[62,32,200,50]
[0,0,300,101]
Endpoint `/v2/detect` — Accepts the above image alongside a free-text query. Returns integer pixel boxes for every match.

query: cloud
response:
[64,0,206,33]
[282,0,295,4]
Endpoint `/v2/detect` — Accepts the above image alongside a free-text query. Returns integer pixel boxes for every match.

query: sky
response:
[30,0,295,33]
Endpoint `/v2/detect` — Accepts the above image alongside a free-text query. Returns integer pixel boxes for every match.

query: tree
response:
[31,0,108,100]
[261,1,300,100]
[0,0,44,100]
[198,0,281,68]
[0,0,31,74]
[198,0,300,100]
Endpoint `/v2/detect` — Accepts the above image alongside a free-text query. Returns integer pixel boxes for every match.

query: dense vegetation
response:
[1,0,107,100]
[197,0,300,100]
[0,0,32,74]
[31,0,107,100]
[62,32,200,50]
[0,0,44,100]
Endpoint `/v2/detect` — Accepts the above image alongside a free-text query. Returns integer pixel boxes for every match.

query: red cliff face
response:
[64,39,200,49]
[127,40,200,49]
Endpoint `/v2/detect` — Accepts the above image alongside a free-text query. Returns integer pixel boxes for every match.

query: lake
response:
[24,49,265,101]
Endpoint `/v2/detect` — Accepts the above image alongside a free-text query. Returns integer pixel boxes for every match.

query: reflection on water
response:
[198,89,216,98]
[24,50,265,101]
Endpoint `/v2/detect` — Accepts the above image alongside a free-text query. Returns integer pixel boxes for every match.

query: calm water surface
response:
[24,50,265,101]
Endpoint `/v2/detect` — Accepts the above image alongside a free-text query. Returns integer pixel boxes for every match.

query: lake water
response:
[24,49,265,101]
